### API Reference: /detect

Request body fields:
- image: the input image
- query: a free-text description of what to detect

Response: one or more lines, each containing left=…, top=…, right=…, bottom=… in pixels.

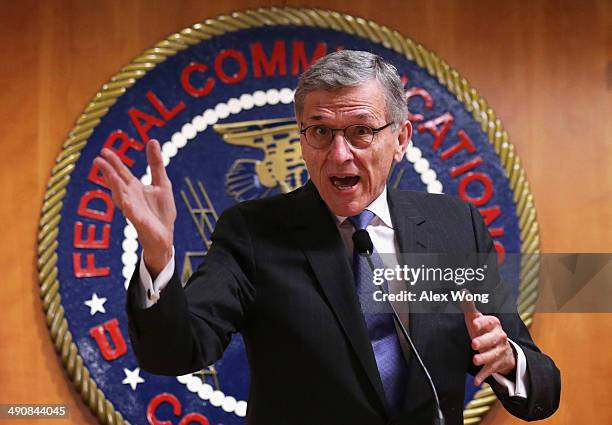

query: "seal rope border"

left=36, top=7, right=540, bottom=425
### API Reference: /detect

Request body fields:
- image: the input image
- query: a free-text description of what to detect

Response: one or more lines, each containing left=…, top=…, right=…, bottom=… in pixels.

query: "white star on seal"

left=84, top=293, right=107, bottom=315
left=122, top=367, right=145, bottom=390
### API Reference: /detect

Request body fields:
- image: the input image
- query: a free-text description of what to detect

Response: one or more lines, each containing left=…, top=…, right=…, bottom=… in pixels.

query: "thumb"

left=459, top=289, right=482, bottom=336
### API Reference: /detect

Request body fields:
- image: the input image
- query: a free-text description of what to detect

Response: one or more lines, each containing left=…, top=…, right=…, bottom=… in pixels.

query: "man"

left=95, top=50, right=560, bottom=425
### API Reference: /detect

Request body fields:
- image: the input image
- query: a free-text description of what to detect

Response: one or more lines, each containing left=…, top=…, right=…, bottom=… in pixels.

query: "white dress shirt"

left=137, top=186, right=528, bottom=397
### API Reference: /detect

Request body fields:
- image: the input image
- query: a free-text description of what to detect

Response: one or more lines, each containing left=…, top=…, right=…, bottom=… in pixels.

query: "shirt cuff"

left=138, top=247, right=175, bottom=309
left=491, top=338, right=529, bottom=398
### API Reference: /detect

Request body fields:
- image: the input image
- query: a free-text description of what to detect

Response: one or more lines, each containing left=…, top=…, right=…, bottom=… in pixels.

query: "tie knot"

left=348, top=209, right=375, bottom=230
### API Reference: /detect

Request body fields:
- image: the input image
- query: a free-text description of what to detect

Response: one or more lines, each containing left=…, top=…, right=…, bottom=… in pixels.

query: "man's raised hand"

left=94, top=140, right=176, bottom=278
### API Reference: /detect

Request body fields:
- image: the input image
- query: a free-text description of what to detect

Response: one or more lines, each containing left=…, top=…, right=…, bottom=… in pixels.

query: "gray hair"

left=294, top=50, right=407, bottom=125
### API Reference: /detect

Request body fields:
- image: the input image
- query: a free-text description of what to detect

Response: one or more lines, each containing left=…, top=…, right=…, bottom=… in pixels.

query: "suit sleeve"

left=466, top=202, right=561, bottom=420
left=126, top=205, right=256, bottom=376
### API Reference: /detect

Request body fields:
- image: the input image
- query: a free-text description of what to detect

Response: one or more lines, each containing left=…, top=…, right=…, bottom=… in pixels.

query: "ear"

left=393, top=120, right=412, bottom=162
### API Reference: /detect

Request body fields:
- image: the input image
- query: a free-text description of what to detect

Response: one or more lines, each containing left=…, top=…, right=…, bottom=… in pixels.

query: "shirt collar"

left=335, top=186, right=393, bottom=228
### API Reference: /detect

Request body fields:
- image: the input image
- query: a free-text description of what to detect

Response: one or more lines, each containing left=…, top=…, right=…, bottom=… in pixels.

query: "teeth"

left=330, top=176, right=359, bottom=189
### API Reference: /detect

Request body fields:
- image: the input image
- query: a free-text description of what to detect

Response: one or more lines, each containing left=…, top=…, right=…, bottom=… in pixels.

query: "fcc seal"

left=37, top=7, right=540, bottom=425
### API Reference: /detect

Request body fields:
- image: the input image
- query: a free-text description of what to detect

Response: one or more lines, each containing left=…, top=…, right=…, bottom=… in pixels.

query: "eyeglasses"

left=299, top=122, right=394, bottom=149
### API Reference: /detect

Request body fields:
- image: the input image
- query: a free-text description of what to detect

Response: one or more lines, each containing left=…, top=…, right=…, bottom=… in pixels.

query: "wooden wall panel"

left=0, top=1, right=609, bottom=424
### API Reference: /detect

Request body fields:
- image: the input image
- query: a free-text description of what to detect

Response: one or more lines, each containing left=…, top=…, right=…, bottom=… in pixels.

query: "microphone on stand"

left=352, top=229, right=445, bottom=425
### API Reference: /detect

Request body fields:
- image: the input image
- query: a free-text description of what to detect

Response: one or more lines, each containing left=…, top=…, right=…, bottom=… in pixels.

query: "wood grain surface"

left=0, top=1, right=610, bottom=424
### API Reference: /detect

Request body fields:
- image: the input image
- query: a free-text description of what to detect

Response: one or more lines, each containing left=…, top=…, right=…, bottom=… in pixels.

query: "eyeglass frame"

left=299, top=122, right=395, bottom=149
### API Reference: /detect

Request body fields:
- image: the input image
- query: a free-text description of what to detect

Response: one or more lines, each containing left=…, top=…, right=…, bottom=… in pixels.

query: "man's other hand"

left=461, top=291, right=517, bottom=386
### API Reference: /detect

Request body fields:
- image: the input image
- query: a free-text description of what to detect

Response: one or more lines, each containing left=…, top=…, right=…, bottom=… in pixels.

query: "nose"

left=327, top=132, right=354, bottom=163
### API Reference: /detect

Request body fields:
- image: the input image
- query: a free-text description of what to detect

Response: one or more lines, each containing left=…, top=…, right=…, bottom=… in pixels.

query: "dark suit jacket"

left=127, top=181, right=560, bottom=425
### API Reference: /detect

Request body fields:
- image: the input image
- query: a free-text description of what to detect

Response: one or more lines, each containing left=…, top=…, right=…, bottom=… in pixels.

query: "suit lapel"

left=387, top=189, right=428, bottom=254
left=283, top=181, right=388, bottom=413
left=387, top=190, right=435, bottom=414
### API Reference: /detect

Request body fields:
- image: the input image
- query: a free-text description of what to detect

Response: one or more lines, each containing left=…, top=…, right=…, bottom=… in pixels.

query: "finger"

left=460, top=289, right=481, bottom=320
left=474, top=363, right=494, bottom=386
left=100, top=147, right=136, bottom=184
left=473, top=344, right=505, bottom=366
left=472, top=329, right=507, bottom=351
left=94, top=157, right=127, bottom=196
left=95, top=157, right=130, bottom=211
left=147, top=140, right=170, bottom=188
left=472, top=315, right=500, bottom=335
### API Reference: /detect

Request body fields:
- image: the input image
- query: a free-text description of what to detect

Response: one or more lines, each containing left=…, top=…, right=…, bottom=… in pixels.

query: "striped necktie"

left=348, top=209, right=407, bottom=415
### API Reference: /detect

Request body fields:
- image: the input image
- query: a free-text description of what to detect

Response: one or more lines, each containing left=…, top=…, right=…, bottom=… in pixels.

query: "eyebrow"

left=307, top=112, right=377, bottom=122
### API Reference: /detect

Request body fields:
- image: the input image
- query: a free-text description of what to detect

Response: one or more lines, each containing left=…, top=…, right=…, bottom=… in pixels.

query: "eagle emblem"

left=214, top=117, right=309, bottom=201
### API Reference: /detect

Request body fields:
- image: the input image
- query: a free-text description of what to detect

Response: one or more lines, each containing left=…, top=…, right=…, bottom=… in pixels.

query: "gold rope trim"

left=36, top=7, right=540, bottom=425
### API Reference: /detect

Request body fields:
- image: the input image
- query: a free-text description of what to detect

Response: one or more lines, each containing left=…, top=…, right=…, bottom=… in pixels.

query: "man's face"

left=299, top=79, right=411, bottom=217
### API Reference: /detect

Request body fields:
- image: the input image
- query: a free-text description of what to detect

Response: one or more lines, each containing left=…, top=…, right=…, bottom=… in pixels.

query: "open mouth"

left=330, top=175, right=360, bottom=190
